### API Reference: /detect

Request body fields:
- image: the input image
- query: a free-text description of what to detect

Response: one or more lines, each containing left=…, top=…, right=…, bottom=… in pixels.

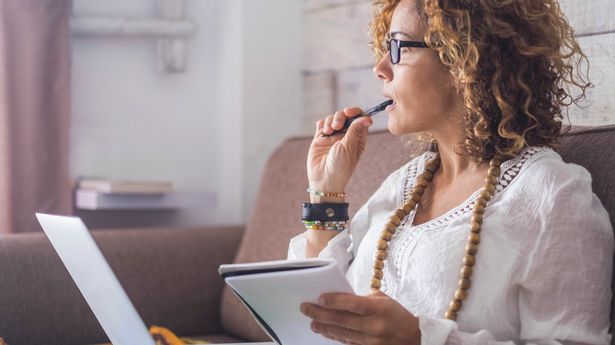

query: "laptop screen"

left=36, top=213, right=156, bottom=345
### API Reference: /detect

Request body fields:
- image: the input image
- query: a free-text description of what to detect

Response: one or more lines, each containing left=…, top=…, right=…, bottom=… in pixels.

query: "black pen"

left=323, top=99, right=394, bottom=137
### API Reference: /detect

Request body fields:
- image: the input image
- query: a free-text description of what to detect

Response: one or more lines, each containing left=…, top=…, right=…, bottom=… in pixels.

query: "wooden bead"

left=403, top=202, right=416, bottom=213
left=473, top=203, right=485, bottom=215
left=380, top=230, right=392, bottom=241
left=377, top=239, right=388, bottom=250
left=416, top=176, right=428, bottom=188
left=373, top=259, right=384, bottom=270
left=375, top=250, right=387, bottom=261
left=477, top=197, right=487, bottom=207
left=470, top=222, right=481, bottom=233
left=490, top=157, right=502, bottom=167
left=371, top=288, right=380, bottom=294
left=465, top=242, right=478, bottom=255
left=480, top=189, right=493, bottom=201
left=485, top=174, right=497, bottom=186
left=460, top=265, right=473, bottom=278
left=370, top=278, right=381, bottom=289
left=454, top=289, right=468, bottom=301
left=394, top=208, right=407, bottom=219
left=489, top=166, right=501, bottom=177
left=422, top=170, right=434, bottom=181
left=373, top=268, right=384, bottom=279
left=471, top=214, right=483, bottom=225
left=444, top=310, right=458, bottom=320
left=449, top=299, right=462, bottom=312
left=389, top=215, right=401, bottom=226
left=463, top=254, right=476, bottom=267
left=458, top=278, right=471, bottom=290
left=411, top=193, right=421, bottom=203
left=385, top=222, right=397, bottom=232
left=469, top=232, right=481, bottom=244
left=425, top=163, right=438, bottom=174
left=414, top=184, right=426, bottom=195
left=485, top=183, right=496, bottom=195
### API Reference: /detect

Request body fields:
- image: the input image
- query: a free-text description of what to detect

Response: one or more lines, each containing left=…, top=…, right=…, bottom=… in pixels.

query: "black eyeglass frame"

left=386, top=39, right=429, bottom=64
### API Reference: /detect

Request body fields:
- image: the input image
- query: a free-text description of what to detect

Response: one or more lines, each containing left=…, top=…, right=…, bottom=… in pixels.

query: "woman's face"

left=374, top=0, right=463, bottom=136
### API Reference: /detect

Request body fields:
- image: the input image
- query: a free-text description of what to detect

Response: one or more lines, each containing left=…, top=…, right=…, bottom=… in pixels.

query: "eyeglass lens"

left=388, top=39, right=400, bottom=64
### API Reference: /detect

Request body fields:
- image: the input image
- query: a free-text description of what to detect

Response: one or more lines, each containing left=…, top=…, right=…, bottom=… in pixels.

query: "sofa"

left=0, top=125, right=613, bottom=345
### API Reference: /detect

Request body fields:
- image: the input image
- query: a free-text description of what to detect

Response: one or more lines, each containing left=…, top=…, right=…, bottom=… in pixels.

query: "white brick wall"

left=302, top=0, right=615, bottom=134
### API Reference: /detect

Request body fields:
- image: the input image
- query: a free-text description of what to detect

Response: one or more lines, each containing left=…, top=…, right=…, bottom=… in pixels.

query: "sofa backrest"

left=220, top=125, right=615, bottom=341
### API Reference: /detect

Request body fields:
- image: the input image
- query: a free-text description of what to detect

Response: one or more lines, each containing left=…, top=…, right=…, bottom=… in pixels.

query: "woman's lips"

left=385, top=101, right=397, bottom=111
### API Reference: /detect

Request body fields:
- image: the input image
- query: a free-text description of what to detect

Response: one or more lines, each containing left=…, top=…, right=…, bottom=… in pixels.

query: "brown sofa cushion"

left=220, top=125, right=615, bottom=341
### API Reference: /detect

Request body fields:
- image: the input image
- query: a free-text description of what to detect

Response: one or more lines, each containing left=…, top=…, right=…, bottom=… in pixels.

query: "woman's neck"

left=430, top=126, right=488, bottom=185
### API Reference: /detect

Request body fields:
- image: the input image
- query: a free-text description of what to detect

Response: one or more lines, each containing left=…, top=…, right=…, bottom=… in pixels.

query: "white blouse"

left=288, top=146, right=613, bottom=345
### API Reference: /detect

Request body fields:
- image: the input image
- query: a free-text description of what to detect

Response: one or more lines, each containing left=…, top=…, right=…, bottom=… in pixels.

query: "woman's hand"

left=307, top=107, right=373, bottom=194
left=300, top=291, right=421, bottom=345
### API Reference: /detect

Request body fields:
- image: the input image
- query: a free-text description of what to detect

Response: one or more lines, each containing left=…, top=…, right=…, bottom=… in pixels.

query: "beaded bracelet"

left=305, top=224, right=347, bottom=231
left=306, top=188, right=346, bottom=198
left=302, top=220, right=348, bottom=225
left=302, top=220, right=348, bottom=231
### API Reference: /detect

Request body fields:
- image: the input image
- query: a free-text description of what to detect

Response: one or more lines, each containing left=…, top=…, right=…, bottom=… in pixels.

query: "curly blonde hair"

left=369, top=0, right=591, bottom=161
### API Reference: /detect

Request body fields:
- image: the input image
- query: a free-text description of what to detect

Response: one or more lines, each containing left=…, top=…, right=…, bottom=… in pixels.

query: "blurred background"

left=0, top=0, right=613, bottom=233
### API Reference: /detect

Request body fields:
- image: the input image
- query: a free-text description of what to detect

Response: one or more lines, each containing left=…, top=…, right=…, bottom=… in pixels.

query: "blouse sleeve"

left=287, top=160, right=411, bottom=273
left=417, top=162, right=614, bottom=345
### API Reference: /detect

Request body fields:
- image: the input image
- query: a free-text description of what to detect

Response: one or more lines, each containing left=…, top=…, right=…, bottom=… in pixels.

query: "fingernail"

left=363, top=120, right=371, bottom=127
left=300, top=304, right=307, bottom=314
left=318, top=296, right=326, bottom=305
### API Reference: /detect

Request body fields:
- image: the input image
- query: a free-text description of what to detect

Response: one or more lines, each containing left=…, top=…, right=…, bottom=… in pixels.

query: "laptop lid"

left=36, top=213, right=155, bottom=345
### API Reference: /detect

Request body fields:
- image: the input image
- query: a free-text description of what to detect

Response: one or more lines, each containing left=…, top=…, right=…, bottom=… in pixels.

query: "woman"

left=289, top=0, right=613, bottom=344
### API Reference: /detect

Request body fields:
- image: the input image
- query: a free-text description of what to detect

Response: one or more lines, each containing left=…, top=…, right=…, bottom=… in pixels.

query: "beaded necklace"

left=370, top=151, right=503, bottom=321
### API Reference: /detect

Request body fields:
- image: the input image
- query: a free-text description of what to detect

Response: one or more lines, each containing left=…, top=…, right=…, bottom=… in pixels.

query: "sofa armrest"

left=0, top=225, right=245, bottom=345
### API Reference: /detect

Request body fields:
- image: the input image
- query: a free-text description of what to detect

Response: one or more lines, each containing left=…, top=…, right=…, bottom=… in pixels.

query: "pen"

left=323, top=99, right=394, bottom=137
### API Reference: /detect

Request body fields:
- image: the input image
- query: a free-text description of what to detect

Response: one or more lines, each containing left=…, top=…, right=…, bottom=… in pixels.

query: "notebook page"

left=225, top=261, right=354, bottom=345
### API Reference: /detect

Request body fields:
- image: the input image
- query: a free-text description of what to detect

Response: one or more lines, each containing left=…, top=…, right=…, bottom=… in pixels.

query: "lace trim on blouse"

left=381, top=146, right=553, bottom=296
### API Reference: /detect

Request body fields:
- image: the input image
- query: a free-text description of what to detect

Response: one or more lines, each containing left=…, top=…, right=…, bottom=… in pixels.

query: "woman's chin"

left=387, top=125, right=403, bottom=136
left=387, top=117, right=422, bottom=136
left=387, top=118, right=406, bottom=136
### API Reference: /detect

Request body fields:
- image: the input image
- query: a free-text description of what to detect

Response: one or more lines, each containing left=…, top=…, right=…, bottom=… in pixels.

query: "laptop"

left=37, top=213, right=274, bottom=345
left=36, top=213, right=158, bottom=345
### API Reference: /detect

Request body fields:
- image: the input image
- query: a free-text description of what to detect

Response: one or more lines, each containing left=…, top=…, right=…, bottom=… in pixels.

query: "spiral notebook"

left=219, top=258, right=355, bottom=345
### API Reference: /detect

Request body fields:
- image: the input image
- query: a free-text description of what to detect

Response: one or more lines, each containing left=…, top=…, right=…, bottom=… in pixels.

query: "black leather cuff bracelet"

left=302, top=202, right=349, bottom=222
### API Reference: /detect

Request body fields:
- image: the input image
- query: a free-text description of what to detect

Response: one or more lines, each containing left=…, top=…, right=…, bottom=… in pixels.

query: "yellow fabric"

left=91, top=326, right=209, bottom=345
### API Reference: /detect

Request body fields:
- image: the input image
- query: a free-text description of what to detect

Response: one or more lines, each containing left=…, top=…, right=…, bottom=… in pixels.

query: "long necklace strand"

left=370, top=152, right=503, bottom=321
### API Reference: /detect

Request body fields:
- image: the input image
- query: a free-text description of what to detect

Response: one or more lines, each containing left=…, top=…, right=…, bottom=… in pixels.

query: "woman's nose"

left=373, top=54, right=392, bottom=82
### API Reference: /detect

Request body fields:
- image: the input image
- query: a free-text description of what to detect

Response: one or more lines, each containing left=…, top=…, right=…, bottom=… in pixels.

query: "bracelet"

left=302, top=202, right=349, bottom=222
left=303, top=220, right=348, bottom=231
left=302, top=220, right=348, bottom=225
left=305, top=224, right=347, bottom=231
left=306, top=188, right=346, bottom=198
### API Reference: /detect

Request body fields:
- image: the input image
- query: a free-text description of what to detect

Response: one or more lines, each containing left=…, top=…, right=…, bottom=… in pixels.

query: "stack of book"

left=75, top=179, right=177, bottom=210
left=77, top=179, right=174, bottom=194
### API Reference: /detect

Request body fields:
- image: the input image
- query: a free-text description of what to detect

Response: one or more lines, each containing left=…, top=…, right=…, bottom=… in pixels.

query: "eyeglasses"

left=386, top=39, right=429, bottom=64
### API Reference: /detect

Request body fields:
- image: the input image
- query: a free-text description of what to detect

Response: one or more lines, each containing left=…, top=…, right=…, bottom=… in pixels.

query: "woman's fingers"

left=311, top=321, right=374, bottom=345
left=323, top=114, right=335, bottom=134
left=301, top=303, right=364, bottom=332
left=343, top=107, right=363, bottom=117
left=314, top=119, right=324, bottom=137
left=318, top=293, right=376, bottom=316
left=332, top=110, right=347, bottom=130
left=315, top=107, right=364, bottom=136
